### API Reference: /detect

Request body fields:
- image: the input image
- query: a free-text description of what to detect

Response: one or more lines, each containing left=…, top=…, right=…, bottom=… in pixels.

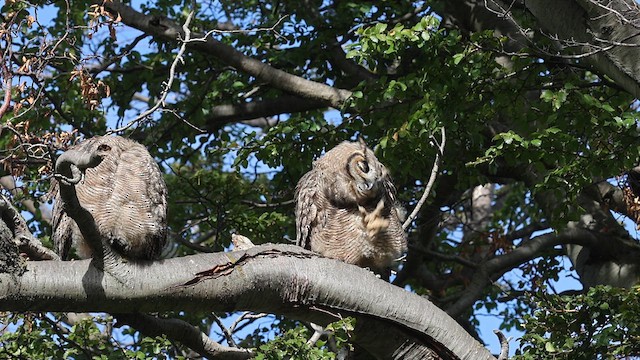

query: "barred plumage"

left=295, top=140, right=407, bottom=272
left=52, top=135, right=167, bottom=260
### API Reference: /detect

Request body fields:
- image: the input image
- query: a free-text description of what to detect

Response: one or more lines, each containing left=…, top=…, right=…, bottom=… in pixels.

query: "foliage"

left=516, top=286, right=640, bottom=359
left=254, top=318, right=355, bottom=360
left=0, top=313, right=175, bottom=359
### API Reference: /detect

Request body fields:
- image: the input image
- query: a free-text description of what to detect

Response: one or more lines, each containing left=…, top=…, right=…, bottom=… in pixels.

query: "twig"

left=115, top=313, right=252, bottom=359
left=0, top=16, right=14, bottom=120
left=188, top=15, right=290, bottom=43
left=107, top=7, right=196, bottom=134
left=403, top=127, right=446, bottom=231
left=228, top=312, right=268, bottom=334
left=240, top=199, right=295, bottom=208
left=409, top=245, right=478, bottom=268
left=212, top=313, right=238, bottom=348
left=0, top=60, right=12, bottom=119
left=493, top=329, right=510, bottom=360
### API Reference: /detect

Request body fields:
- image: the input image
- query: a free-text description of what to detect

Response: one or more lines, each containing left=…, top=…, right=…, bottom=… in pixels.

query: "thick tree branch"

left=493, top=330, right=509, bottom=360
left=0, top=194, right=57, bottom=261
left=0, top=244, right=495, bottom=360
left=445, top=227, right=599, bottom=317
left=204, top=96, right=326, bottom=130
left=524, top=0, right=640, bottom=98
left=100, top=1, right=353, bottom=108
left=443, top=0, right=640, bottom=97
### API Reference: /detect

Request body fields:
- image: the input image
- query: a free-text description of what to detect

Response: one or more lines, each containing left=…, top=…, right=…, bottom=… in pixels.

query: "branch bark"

left=204, top=96, right=326, bottom=131
left=524, top=0, right=640, bottom=98
left=440, top=0, right=640, bottom=97
left=0, top=244, right=495, bottom=360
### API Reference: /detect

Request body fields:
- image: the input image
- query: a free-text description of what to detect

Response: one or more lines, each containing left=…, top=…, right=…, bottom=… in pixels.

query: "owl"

left=295, top=140, right=407, bottom=273
left=52, top=135, right=167, bottom=260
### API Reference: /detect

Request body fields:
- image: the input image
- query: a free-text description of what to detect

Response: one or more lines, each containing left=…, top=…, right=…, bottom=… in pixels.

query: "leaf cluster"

left=516, top=286, right=640, bottom=359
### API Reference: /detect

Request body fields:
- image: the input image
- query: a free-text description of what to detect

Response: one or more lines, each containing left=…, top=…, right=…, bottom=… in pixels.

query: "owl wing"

left=111, top=142, right=167, bottom=259
left=295, top=169, right=320, bottom=249
left=382, top=173, right=398, bottom=204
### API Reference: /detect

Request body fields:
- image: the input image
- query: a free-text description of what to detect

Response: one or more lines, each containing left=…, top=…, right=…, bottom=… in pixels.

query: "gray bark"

left=525, top=0, right=640, bottom=98
left=563, top=185, right=640, bottom=288
left=440, top=0, right=640, bottom=96
left=0, top=244, right=495, bottom=360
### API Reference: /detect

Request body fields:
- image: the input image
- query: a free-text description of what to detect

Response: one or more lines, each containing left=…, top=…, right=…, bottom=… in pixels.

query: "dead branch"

left=403, top=127, right=446, bottom=231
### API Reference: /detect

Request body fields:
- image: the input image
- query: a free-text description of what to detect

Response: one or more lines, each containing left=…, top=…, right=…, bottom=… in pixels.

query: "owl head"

left=345, top=141, right=388, bottom=200
left=316, top=139, right=393, bottom=205
left=65, top=136, right=118, bottom=171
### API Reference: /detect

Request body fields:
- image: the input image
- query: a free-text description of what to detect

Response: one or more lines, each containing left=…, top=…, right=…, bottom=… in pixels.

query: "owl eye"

left=357, top=160, right=369, bottom=173
left=97, top=144, right=111, bottom=152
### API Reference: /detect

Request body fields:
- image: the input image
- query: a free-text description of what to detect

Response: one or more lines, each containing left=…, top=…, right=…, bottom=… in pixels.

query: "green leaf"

left=452, top=53, right=464, bottom=65
left=545, top=341, right=557, bottom=353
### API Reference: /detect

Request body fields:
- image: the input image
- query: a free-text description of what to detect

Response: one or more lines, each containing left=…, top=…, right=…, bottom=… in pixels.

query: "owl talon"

left=363, top=199, right=389, bottom=238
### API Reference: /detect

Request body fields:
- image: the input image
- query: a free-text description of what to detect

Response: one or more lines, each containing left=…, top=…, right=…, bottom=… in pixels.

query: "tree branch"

left=100, top=1, right=352, bottom=108
left=445, top=227, right=599, bottom=317
left=0, top=244, right=495, bottom=360
left=204, top=96, right=327, bottom=131
left=403, top=127, right=446, bottom=231
left=493, top=329, right=510, bottom=360
left=115, top=313, right=252, bottom=360
left=0, top=193, right=57, bottom=261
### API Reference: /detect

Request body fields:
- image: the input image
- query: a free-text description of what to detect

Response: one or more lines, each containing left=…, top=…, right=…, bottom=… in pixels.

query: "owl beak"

left=357, top=182, right=375, bottom=193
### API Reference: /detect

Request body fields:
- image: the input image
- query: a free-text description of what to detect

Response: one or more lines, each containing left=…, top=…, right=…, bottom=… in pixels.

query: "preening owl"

left=52, top=135, right=167, bottom=260
left=295, top=140, right=407, bottom=273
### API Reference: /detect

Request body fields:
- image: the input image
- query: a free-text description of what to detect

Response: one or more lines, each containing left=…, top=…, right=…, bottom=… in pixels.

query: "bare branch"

left=403, top=127, right=446, bottom=231
left=0, top=59, right=12, bottom=120
left=211, top=313, right=239, bottom=348
left=115, top=313, right=252, bottom=360
left=228, top=312, right=268, bottom=334
left=0, top=193, right=58, bottom=261
left=0, top=244, right=496, bottom=360
left=204, top=96, right=326, bottom=130
left=0, top=13, right=14, bottom=120
left=493, top=329, right=510, bottom=360
left=107, top=6, right=196, bottom=133
left=445, top=227, right=599, bottom=317
left=99, top=1, right=353, bottom=107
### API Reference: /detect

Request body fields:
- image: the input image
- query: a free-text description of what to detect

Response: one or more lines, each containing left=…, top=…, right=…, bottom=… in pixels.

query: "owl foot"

left=360, top=199, right=389, bottom=239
